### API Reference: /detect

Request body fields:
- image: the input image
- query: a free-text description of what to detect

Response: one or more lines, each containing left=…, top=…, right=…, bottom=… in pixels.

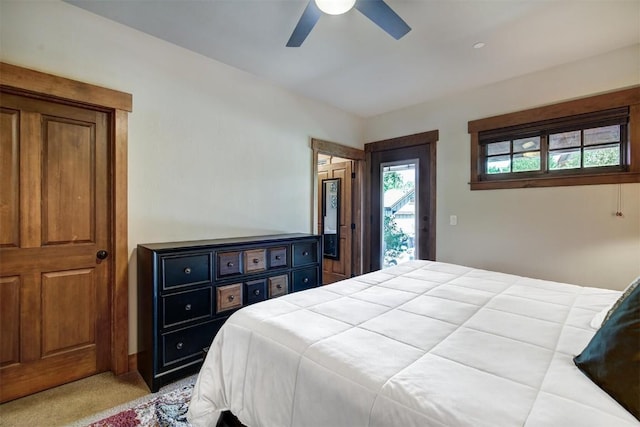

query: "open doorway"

left=312, top=139, right=365, bottom=283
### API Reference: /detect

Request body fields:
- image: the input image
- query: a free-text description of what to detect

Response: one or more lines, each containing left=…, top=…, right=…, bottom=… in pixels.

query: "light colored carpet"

left=0, top=371, right=150, bottom=427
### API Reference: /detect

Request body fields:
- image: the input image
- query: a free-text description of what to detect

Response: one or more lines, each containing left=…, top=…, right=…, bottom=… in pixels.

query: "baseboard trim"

left=128, top=353, right=137, bottom=373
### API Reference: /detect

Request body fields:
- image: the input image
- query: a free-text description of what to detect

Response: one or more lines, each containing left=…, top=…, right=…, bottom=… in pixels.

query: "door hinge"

left=351, top=172, right=356, bottom=179
left=351, top=223, right=356, bottom=230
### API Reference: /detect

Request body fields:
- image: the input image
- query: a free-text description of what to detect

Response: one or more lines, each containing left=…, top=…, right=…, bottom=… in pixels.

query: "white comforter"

left=187, top=260, right=639, bottom=427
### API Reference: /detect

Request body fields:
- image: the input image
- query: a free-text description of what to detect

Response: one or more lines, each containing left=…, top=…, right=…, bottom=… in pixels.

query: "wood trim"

left=427, top=141, right=437, bottom=261
left=2, top=63, right=131, bottom=377
left=364, top=131, right=438, bottom=271
left=128, top=353, right=138, bottom=372
left=311, top=138, right=365, bottom=277
left=363, top=150, right=372, bottom=273
left=630, top=104, right=640, bottom=174
left=469, top=86, right=640, bottom=190
left=352, top=159, right=364, bottom=276
left=470, top=172, right=640, bottom=190
left=0, top=62, right=132, bottom=112
left=112, top=109, right=129, bottom=375
left=470, top=133, right=480, bottom=189
left=311, top=138, right=365, bottom=160
left=468, top=86, right=640, bottom=133
left=364, top=130, right=439, bottom=152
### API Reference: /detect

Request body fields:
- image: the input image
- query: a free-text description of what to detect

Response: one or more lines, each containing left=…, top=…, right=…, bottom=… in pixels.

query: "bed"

left=187, top=260, right=639, bottom=427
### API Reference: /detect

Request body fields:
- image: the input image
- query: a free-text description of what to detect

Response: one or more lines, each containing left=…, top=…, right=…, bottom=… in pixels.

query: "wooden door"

left=0, top=91, right=111, bottom=402
left=366, top=131, right=438, bottom=272
left=318, top=161, right=353, bottom=283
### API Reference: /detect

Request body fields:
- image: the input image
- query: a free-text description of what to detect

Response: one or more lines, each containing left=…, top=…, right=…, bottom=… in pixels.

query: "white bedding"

left=187, top=260, right=639, bottom=427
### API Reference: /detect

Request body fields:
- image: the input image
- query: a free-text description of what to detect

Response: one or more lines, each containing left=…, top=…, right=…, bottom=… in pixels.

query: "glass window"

left=469, top=88, right=639, bottom=190
left=474, top=106, right=632, bottom=187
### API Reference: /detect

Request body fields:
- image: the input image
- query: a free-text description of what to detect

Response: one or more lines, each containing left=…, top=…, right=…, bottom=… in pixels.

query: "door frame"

left=364, top=130, right=438, bottom=272
left=0, top=62, right=132, bottom=375
left=311, top=138, right=365, bottom=277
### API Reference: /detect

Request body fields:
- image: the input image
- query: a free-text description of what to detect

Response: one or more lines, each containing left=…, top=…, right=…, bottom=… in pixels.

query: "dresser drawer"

left=162, top=287, right=213, bottom=328
left=292, top=267, right=319, bottom=292
left=162, top=252, right=211, bottom=290
left=292, top=241, right=318, bottom=267
left=244, top=249, right=266, bottom=273
left=245, top=279, right=267, bottom=305
left=269, top=246, right=288, bottom=268
left=216, top=283, right=243, bottom=313
left=160, top=319, right=225, bottom=369
left=268, top=274, right=289, bottom=298
left=218, top=251, right=242, bottom=277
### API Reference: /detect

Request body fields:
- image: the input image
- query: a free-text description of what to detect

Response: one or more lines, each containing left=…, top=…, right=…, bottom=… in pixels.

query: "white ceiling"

left=65, top=0, right=640, bottom=118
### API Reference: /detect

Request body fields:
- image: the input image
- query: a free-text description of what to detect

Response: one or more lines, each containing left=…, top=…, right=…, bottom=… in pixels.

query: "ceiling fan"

left=287, top=0, right=411, bottom=47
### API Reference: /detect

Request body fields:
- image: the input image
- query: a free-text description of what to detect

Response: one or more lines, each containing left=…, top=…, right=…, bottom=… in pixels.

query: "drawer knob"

left=185, top=304, right=192, bottom=311
left=227, top=262, right=234, bottom=267
left=302, top=251, right=309, bottom=256
left=303, top=277, right=309, bottom=284
left=275, top=255, right=281, bottom=260
left=276, top=284, right=282, bottom=289
left=228, top=295, right=235, bottom=302
left=176, top=342, right=184, bottom=350
left=253, top=258, right=260, bottom=264
left=184, top=267, right=192, bottom=274
left=254, top=289, right=260, bottom=296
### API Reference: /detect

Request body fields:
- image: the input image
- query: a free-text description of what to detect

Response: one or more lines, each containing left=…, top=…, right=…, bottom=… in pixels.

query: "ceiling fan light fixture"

left=315, top=0, right=356, bottom=15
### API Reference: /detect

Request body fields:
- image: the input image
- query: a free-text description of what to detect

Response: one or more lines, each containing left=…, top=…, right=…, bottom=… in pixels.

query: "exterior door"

left=367, top=132, right=437, bottom=272
left=318, top=161, right=353, bottom=283
left=0, top=91, right=112, bottom=402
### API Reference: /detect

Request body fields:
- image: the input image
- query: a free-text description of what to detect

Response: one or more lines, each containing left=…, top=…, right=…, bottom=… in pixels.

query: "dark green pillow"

left=574, top=283, right=640, bottom=421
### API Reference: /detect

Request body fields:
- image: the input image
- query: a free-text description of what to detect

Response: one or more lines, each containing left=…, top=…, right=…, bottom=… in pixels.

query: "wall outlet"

left=450, top=215, right=458, bottom=226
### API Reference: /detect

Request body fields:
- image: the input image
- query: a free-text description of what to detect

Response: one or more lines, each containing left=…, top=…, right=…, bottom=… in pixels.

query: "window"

left=468, top=87, right=640, bottom=190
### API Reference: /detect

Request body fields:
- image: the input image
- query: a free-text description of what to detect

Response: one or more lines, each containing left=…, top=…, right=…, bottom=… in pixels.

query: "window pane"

left=549, top=131, right=580, bottom=150
left=549, top=148, right=581, bottom=170
left=512, top=152, right=540, bottom=172
left=486, top=155, right=510, bottom=174
left=584, top=143, right=620, bottom=167
left=584, top=125, right=620, bottom=146
left=487, top=141, right=510, bottom=155
left=513, top=137, right=540, bottom=153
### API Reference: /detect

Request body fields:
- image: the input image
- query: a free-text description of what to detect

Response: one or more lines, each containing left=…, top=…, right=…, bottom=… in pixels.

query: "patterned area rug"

left=74, top=379, right=196, bottom=427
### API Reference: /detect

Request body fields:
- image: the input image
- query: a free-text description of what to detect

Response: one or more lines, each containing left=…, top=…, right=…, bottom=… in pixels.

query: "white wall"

left=2, top=1, right=639, bottom=357
left=365, top=44, right=640, bottom=291
left=1, top=0, right=363, bottom=352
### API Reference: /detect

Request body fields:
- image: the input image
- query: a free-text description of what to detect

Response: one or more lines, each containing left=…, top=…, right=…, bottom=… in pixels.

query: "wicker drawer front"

left=268, top=274, right=289, bottom=298
left=292, top=241, right=318, bottom=267
left=292, top=267, right=318, bottom=292
left=162, top=253, right=211, bottom=290
left=245, top=279, right=267, bottom=305
left=269, top=247, right=288, bottom=268
left=245, top=249, right=266, bottom=273
left=162, top=287, right=212, bottom=328
left=218, top=251, right=242, bottom=276
left=216, top=283, right=243, bottom=313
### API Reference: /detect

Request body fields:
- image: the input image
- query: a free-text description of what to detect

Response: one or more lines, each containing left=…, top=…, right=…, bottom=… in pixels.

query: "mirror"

left=322, top=178, right=340, bottom=259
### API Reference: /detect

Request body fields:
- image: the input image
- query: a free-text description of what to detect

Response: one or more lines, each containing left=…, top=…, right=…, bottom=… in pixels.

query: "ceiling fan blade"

left=287, top=1, right=322, bottom=47
left=355, top=0, right=411, bottom=40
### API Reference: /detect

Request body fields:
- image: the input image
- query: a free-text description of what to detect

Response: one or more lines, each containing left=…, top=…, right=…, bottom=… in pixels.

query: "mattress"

left=187, top=260, right=639, bottom=426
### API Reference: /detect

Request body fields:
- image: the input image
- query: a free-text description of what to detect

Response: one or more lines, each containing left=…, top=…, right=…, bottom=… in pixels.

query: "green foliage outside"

left=487, top=146, right=620, bottom=174
left=383, top=171, right=411, bottom=265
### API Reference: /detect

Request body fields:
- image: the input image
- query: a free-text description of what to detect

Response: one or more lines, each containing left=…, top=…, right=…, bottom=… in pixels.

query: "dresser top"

left=138, top=233, right=319, bottom=251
